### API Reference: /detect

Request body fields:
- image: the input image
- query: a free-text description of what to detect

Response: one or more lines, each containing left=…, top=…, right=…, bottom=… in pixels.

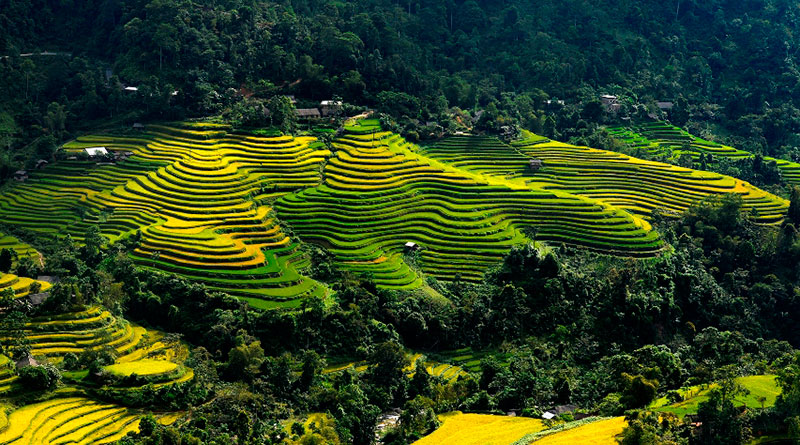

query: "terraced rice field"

left=0, top=122, right=330, bottom=308
left=0, top=395, right=177, bottom=444
left=428, top=348, right=509, bottom=374
left=7, top=306, right=150, bottom=359
left=607, top=121, right=800, bottom=185
left=104, top=360, right=178, bottom=377
left=276, top=120, right=663, bottom=287
left=0, top=272, right=51, bottom=299
left=412, top=411, right=547, bottom=445
left=0, top=305, right=192, bottom=387
left=0, top=356, right=18, bottom=396
left=407, top=353, right=470, bottom=382
left=0, top=119, right=785, bottom=302
left=649, top=375, right=781, bottom=417
left=526, top=417, right=627, bottom=444
left=0, top=234, right=40, bottom=267
left=0, top=308, right=191, bottom=443
left=324, top=351, right=469, bottom=382
left=419, top=131, right=787, bottom=223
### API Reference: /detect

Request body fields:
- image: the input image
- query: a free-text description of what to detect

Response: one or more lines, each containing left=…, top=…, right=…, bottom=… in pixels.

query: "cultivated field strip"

left=276, top=120, right=663, bottom=288
left=607, top=121, right=800, bottom=185
left=0, top=272, right=51, bottom=299
left=0, top=396, right=178, bottom=445
left=0, top=355, right=18, bottom=395
left=1, top=120, right=779, bottom=301
left=0, top=234, right=41, bottom=268
left=0, top=305, right=192, bottom=383
left=0, top=123, right=330, bottom=308
left=419, top=132, right=787, bottom=223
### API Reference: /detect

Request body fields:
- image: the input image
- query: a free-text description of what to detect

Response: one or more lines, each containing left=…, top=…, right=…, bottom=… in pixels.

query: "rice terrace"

left=4, top=1, right=800, bottom=443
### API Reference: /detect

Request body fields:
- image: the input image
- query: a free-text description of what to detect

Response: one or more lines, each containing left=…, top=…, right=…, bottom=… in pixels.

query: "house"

left=132, top=123, right=145, bottom=130
left=685, top=414, right=702, bottom=427
left=13, top=170, right=28, bottom=181
left=15, top=354, right=38, bottom=369
left=37, top=275, right=58, bottom=284
left=404, top=241, right=419, bottom=251
left=541, top=404, right=578, bottom=420
left=320, top=100, right=343, bottom=116
left=295, top=108, right=321, bottom=119
left=113, top=151, right=133, bottom=162
left=27, top=292, right=50, bottom=306
left=657, top=101, right=674, bottom=110
left=600, top=95, right=621, bottom=112
left=35, top=159, right=48, bottom=169
left=600, top=94, right=618, bottom=106
left=529, top=159, right=543, bottom=171
left=546, top=99, right=565, bottom=106
left=84, top=147, right=109, bottom=157
left=551, top=404, right=577, bottom=415
left=123, top=86, right=138, bottom=92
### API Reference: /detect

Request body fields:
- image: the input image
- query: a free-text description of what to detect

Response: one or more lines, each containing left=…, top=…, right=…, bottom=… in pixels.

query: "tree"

left=267, top=95, right=297, bottom=134
left=0, top=311, right=30, bottom=358
left=299, top=349, right=325, bottom=390
left=225, top=340, right=265, bottom=382
left=621, top=411, right=686, bottom=445
left=399, top=396, right=438, bottom=441
left=366, top=341, right=409, bottom=390
left=0, top=248, right=13, bottom=272
left=695, top=388, right=751, bottom=444
left=80, top=225, right=107, bottom=265
left=334, top=384, right=380, bottom=445
left=620, top=373, right=658, bottom=409
left=18, top=364, right=61, bottom=391
left=0, top=112, right=17, bottom=151
left=787, top=186, right=800, bottom=227
left=44, top=102, right=67, bottom=139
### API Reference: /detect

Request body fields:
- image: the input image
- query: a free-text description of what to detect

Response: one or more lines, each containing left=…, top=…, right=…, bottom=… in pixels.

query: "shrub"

left=18, top=364, right=61, bottom=390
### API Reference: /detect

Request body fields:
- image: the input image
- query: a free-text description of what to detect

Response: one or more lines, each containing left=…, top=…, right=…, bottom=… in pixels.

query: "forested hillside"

left=3, top=0, right=800, bottom=170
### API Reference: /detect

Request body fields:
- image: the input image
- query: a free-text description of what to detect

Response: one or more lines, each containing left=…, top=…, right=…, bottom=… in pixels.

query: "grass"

left=412, top=412, right=546, bottom=445
left=650, top=375, right=781, bottom=417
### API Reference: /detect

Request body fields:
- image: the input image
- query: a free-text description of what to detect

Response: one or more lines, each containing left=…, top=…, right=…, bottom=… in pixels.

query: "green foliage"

left=620, top=373, right=659, bottom=409
left=0, top=249, right=13, bottom=273
left=620, top=411, right=687, bottom=445
left=0, top=311, right=29, bottom=358
left=267, top=95, right=297, bottom=134
left=18, top=364, right=61, bottom=391
left=225, top=340, right=265, bottom=382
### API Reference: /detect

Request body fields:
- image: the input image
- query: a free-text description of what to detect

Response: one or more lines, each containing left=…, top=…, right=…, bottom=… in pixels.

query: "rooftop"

left=296, top=108, right=321, bottom=118
left=84, top=147, right=109, bottom=157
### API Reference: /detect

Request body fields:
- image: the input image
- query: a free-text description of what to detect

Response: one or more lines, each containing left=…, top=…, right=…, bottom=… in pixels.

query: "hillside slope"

left=0, top=120, right=788, bottom=305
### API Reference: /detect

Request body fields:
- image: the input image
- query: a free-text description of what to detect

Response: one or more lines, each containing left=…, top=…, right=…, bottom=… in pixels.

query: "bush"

left=18, top=364, right=61, bottom=390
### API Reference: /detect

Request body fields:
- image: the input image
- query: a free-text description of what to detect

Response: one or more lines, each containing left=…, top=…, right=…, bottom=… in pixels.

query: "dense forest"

left=1, top=0, right=800, bottom=444
left=4, top=0, right=800, bottom=169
